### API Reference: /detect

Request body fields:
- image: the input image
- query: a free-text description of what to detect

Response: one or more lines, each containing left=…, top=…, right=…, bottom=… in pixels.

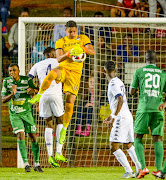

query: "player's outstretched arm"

left=85, top=44, right=95, bottom=56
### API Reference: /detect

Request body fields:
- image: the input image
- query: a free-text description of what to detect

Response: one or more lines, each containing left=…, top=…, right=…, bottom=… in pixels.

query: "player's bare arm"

left=56, top=48, right=70, bottom=63
left=2, top=84, right=17, bottom=103
left=114, top=95, right=123, bottom=116
left=85, top=44, right=95, bottom=56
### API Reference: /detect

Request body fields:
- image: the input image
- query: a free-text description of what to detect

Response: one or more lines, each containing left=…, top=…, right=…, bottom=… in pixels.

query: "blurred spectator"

left=32, top=31, right=54, bottom=63
left=2, top=35, right=8, bottom=55
left=75, top=77, right=95, bottom=136
left=149, top=0, right=166, bottom=18
left=117, top=33, right=140, bottom=80
left=117, top=33, right=140, bottom=63
left=2, top=45, right=11, bottom=77
left=0, top=0, right=11, bottom=34
left=53, top=7, right=81, bottom=43
left=110, top=0, right=141, bottom=17
left=8, top=7, right=37, bottom=61
left=85, top=12, right=112, bottom=45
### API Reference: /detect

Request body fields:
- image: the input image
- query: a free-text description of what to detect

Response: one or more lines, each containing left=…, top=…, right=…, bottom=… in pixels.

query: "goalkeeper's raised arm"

left=29, top=20, right=94, bottom=145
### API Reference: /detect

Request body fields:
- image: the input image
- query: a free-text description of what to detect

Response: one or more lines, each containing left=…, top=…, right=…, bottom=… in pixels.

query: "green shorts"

left=10, top=112, right=37, bottom=134
left=134, top=112, right=165, bottom=136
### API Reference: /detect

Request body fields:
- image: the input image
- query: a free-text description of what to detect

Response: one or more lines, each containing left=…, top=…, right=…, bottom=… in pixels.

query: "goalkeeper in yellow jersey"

left=29, top=20, right=95, bottom=145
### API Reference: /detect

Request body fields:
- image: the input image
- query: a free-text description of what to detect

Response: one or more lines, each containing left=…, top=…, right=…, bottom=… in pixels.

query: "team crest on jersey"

left=21, top=80, right=28, bottom=84
left=76, top=37, right=80, bottom=40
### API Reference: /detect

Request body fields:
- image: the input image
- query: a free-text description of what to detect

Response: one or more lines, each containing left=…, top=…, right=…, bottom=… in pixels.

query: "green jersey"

left=130, top=64, right=166, bottom=113
left=1, top=75, right=37, bottom=115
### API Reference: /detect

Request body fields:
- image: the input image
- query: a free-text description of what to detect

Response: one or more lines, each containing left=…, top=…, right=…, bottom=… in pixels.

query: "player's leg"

left=24, top=112, right=43, bottom=172
left=10, top=115, right=30, bottom=172
left=59, top=92, right=76, bottom=144
left=38, top=68, right=61, bottom=94
left=151, top=112, right=164, bottom=176
left=111, top=142, right=135, bottom=178
left=55, top=116, right=68, bottom=162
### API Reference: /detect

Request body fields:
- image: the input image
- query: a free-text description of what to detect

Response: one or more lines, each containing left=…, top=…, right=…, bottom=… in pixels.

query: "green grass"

left=0, top=167, right=158, bottom=180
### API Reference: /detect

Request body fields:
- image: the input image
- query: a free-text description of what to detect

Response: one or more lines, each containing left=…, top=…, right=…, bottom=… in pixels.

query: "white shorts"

left=109, top=114, right=134, bottom=143
left=39, top=94, right=64, bottom=118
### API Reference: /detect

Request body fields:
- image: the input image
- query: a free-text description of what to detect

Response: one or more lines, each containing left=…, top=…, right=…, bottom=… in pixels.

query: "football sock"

left=63, top=103, right=74, bottom=128
left=127, top=145, right=141, bottom=172
left=18, top=140, right=28, bottom=163
left=162, top=159, right=166, bottom=173
left=134, top=138, right=146, bottom=170
left=31, top=141, right=39, bottom=163
left=154, top=141, right=164, bottom=171
left=45, top=128, right=53, bottom=157
left=113, top=149, right=133, bottom=173
left=39, top=70, right=57, bottom=94
left=56, top=124, right=63, bottom=155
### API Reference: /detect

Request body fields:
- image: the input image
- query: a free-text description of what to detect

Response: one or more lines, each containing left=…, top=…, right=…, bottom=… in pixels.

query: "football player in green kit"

left=130, top=50, right=166, bottom=179
left=1, top=63, right=43, bottom=173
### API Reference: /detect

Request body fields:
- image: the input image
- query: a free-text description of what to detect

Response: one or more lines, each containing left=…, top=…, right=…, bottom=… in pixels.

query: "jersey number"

left=145, top=73, right=160, bottom=88
left=46, top=64, right=51, bottom=75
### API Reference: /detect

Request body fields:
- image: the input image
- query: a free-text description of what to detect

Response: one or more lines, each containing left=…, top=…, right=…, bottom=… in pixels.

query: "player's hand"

left=27, top=88, right=35, bottom=95
left=28, top=93, right=41, bottom=104
left=103, top=115, right=116, bottom=129
left=12, top=84, right=17, bottom=95
left=158, top=103, right=166, bottom=111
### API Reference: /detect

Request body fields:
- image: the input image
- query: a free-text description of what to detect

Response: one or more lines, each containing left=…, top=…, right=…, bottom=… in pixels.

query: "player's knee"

left=56, top=116, right=63, bottom=124
left=153, top=135, right=162, bottom=143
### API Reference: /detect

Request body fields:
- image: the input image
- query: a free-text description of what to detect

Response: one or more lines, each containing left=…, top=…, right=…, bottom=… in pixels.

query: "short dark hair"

left=9, top=63, right=19, bottom=68
left=145, top=50, right=156, bottom=63
left=43, top=47, right=55, bottom=56
left=104, top=61, right=115, bottom=72
left=63, top=7, right=72, bottom=13
left=21, top=7, right=29, bottom=14
left=94, top=11, right=104, bottom=17
left=65, top=20, right=77, bottom=28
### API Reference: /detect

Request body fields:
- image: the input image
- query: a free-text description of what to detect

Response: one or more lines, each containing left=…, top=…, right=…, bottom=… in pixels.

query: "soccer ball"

left=72, top=53, right=86, bottom=63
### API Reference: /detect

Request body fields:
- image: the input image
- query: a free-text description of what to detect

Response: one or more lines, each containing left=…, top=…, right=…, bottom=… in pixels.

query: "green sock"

left=31, top=142, right=39, bottom=163
left=18, top=140, right=28, bottom=163
left=162, top=159, right=166, bottom=173
left=134, top=138, right=146, bottom=170
left=154, top=141, right=164, bottom=171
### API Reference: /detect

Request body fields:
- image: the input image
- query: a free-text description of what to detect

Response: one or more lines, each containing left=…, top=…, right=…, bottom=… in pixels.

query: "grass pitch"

left=0, top=167, right=158, bottom=180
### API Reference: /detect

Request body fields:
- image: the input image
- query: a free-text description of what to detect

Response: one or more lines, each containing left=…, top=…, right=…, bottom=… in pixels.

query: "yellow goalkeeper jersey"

left=55, top=34, right=91, bottom=73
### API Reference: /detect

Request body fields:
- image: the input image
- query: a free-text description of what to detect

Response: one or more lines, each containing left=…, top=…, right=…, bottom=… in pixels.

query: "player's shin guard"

left=63, top=103, right=74, bottom=128
left=18, top=140, right=28, bottom=163
left=39, top=70, right=57, bottom=94
left=127, top=145, right=141, bottom=172
left=56, top=124, right=63, bottom=155
left=45, top=128, right=53, bottom=157
left=31, top=141, right=39, bottom=164
left=134, top=138, right=146, bottom=170
left=154, top=141, right=164, bottom=171
left=113, top=149, right=133, bottom=173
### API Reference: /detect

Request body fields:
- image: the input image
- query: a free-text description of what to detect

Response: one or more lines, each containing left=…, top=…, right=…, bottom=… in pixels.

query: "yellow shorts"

left=57, top=66, right=82, bottom=96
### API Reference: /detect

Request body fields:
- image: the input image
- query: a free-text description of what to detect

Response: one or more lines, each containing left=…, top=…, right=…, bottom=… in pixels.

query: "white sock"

left=113, top=149, right=133, bottom=173
left=34, top=162, right=40, bottom=167
left=24, top=162, right=29, bottom=167
left=127, top=145, right=141, bottom=172
left=45, top=128, right=53, bottom=157
left=56, top=124, right=63, bottom=155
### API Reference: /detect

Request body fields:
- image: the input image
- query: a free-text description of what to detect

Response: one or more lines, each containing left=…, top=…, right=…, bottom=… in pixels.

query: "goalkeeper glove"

left=68, top=44, right=88, bottom=57
left=28, top=93, right=41, bottom=104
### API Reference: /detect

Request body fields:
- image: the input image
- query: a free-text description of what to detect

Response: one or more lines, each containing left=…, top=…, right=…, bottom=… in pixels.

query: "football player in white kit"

left=28, top=47, right=67, bottom=167
left=103, top=61, right=141, bottom=178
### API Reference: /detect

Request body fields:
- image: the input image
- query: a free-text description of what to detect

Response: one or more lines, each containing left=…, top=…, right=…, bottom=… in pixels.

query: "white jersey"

left=108, top=77, right=130, bottom=117
left=28, top=58, right=62, bottom=95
